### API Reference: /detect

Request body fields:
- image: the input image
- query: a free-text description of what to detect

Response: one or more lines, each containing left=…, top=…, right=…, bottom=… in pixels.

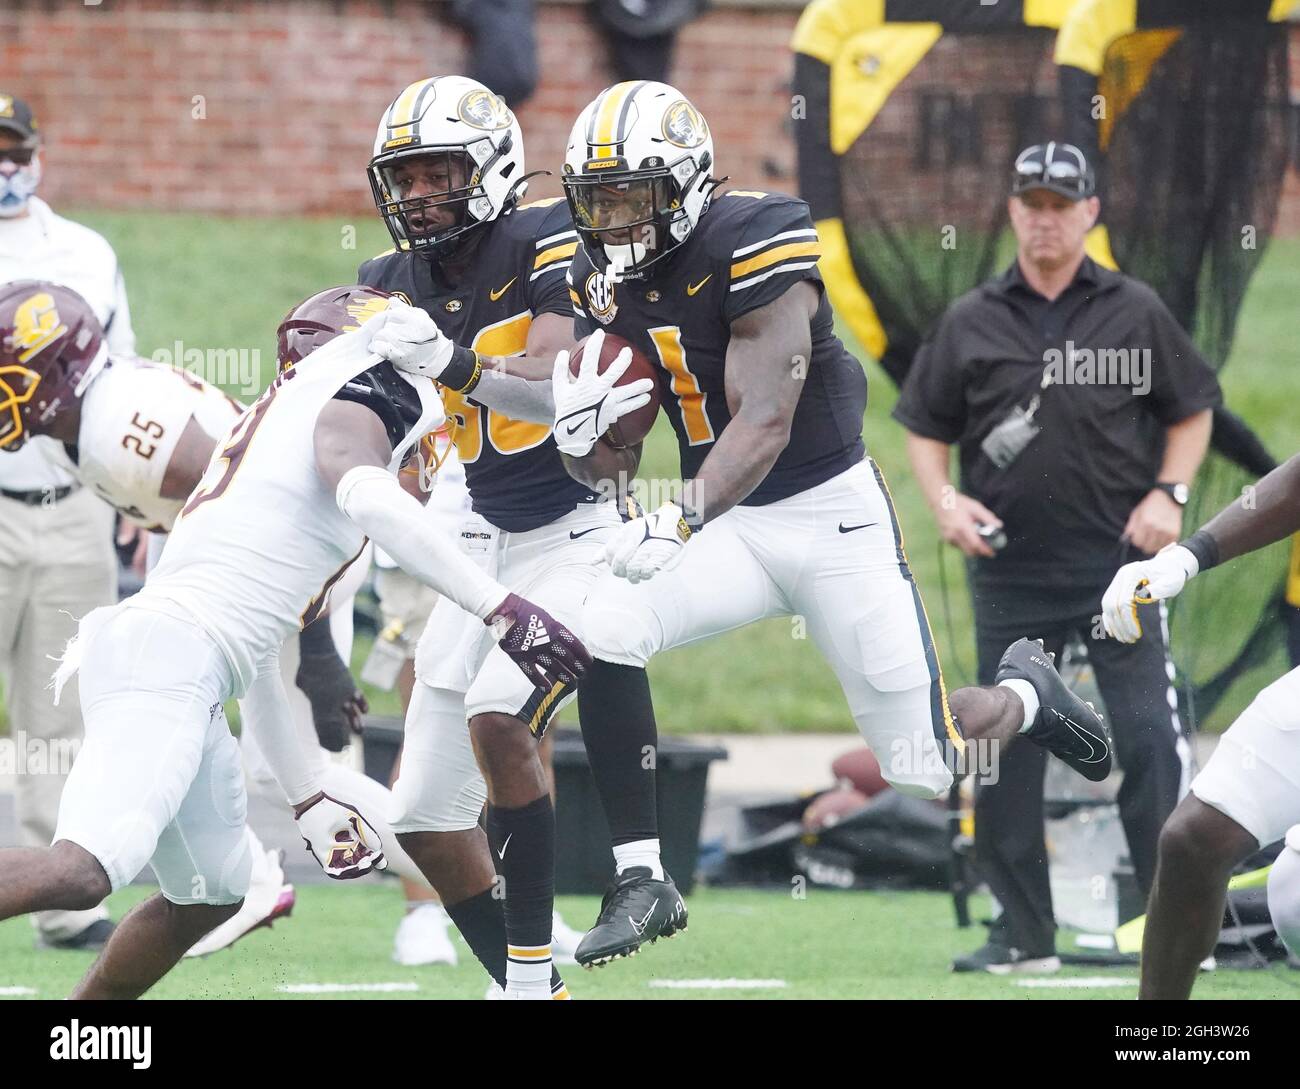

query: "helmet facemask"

left=0, top=364, right=41, bottom=449
left=369, top=138, right=513, bottom=263
left=563, top=151, right=710, bottom=280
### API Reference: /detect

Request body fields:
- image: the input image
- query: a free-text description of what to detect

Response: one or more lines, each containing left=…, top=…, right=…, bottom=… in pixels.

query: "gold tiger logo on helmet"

left=13, top=292, right=69, bottom=364
left=661, top=100, right=707, bottom=149
left=457, top=90, right=513, bottom=131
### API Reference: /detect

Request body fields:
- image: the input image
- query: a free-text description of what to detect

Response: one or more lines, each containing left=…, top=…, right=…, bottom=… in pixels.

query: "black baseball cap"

left=0, top=94, right=40, bottom=146
left=1011, top=141, right=1094, bottom=200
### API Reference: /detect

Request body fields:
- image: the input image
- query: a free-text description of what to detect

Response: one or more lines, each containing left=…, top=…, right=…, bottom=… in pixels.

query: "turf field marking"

left=649, top=978, right=787, bottom=990
left=277, top=982, right=420, bottom=994
left=0, top=986, right=37, bottom=996
left=1014, top=977, right=1137, bottom=989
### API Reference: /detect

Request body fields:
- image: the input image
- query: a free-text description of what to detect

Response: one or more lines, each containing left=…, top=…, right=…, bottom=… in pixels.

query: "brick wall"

left=3, top=0, right=803, bottom=215
left=5, top=0, right=1298, bottom=233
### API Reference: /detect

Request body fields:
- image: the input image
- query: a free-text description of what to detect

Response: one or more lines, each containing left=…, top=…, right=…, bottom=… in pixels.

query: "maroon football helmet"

left=275, top=283, right=393, bottom=372
left=276, top=283, right=425, bottom=450
left=0, top=280, right=105, bottom=450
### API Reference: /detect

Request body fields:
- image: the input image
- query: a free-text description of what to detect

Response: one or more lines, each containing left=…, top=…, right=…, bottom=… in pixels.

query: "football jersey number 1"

left=648, top=326, right=714, bottom=446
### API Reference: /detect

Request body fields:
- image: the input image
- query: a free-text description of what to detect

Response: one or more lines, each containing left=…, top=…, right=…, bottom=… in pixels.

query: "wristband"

left=679, top=501, right=705, bottom=537
left=1179, top=529, right=1220, bottom=574
left=440, top=346, right=481, bottom=394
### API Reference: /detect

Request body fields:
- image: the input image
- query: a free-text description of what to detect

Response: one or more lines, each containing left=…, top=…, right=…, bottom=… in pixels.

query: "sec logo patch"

left=585, top=270, right=617, bottom=326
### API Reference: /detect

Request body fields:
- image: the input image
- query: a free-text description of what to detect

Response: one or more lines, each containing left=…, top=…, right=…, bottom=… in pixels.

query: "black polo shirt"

left=893, top=256, right=1221, bottom=591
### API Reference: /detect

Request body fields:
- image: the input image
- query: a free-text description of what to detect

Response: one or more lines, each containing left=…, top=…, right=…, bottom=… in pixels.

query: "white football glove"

left=606, top=501, right=693, bottom=583
left=295, top=793, right=387, bottom=879
left=1100, top=543, right=1200, bottom=644
left=368, top=297, right=455, bottom=379
left=551, top=328, right=655, bottom=457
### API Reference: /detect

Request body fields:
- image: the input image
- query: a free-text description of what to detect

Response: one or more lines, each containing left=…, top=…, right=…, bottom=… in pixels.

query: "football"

left=568, top=331, right=661, bottom=448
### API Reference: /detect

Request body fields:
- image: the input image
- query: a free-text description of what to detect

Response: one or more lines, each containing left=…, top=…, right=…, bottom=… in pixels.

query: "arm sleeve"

left=336, top=464, right=508, bottom=620
left=468, top=367, right=554, bottom=423
left=1143, top=294, right=1223, bottom=425
left=242, top=654, right=319, bottom=806
left=722, top=198, right=825, bottom=323
left=890, top=316, right=969, bottom=443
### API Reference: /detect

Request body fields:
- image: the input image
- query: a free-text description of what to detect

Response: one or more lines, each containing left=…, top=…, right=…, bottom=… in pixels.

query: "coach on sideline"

left=0, top=93, right=133, bottom=950
left=894, top=142, right=1221, bottom=973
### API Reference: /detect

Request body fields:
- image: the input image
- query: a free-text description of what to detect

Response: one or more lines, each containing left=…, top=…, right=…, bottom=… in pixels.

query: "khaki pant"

left=0, top=486, right=116, bottom=939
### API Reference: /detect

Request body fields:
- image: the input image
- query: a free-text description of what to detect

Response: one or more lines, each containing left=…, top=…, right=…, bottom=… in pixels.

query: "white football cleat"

left=551, top=909, right=585, bottom=965
left=185, top=843, right=295, bottom=958
left=391, top=903, right=458, bottom=967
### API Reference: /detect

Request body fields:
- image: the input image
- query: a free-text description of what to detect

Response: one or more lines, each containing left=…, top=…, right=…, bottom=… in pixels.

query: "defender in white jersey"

left=1102, top=450, right=1300, bottom=998
left=0, top=283, right=457, bottom=960
left=0, top=280, right=590, bottom=998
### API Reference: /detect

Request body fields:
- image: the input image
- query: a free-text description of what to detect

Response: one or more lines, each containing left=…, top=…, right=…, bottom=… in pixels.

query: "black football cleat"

left=575, top=867, right=688, bottom=968
left=996, top=637, right=1113, bottom=782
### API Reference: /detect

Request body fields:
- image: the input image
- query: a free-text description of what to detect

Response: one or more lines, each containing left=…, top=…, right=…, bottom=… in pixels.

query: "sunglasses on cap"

left=1011, top=142, right=1095, bottom=200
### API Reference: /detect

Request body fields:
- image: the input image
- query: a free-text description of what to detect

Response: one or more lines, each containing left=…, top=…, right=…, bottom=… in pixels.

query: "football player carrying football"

left=0, top=278, right=588, bottom=998
left=356, top=76, right=650, bottom=999
left=553, top=81, right=1115, bottom=965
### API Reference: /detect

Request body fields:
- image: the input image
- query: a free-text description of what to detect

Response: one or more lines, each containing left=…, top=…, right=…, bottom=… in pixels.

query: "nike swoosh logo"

left=838, top=521, right=877, bottom=534
left=628, top=899, right=659, bottom=936
left=489, top=277, right=517, bottom=302
left=569, top=526, right=604, bottom=540
left=497, top=833, right=513, bottom=860
left=1059, top=714, right=1109, bottom=763
left=686, top=275, right=712, bottom=296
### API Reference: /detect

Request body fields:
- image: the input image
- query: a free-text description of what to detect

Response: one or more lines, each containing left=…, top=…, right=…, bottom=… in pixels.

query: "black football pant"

left=970, top=588, right=1190, bottom=955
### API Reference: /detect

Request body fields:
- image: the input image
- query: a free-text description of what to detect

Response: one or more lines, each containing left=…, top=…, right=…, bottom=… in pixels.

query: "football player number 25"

left=441, top=313, right=550, bottom=463
left=122, top=412, right=165, bottom=461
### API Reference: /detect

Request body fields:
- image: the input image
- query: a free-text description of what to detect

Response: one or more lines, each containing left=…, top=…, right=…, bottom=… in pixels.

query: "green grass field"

left=1, top=882, right=1294, bottom=1000
left=9, top=211, right=1298, bottom=736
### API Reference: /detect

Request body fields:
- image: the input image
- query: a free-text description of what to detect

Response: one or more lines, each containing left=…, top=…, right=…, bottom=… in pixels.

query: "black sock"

left=444, top=887, right=564, bottom=991
left=486, top=794, right=556, bottom=975
left=443, top=888, right=507, bottom=987
left=577, top=660, right=659, bottom=845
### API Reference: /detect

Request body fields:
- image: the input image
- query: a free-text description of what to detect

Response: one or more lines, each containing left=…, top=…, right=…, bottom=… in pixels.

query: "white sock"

left=998, top=679, right=1040, bottom=734
left=506, top=944, right=553, bottom=997
left=613, top=838, right=664, bottom=880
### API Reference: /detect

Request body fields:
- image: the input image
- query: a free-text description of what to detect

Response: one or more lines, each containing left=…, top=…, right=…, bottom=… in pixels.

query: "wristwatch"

left=1153, top=481, right=1189, bottom=507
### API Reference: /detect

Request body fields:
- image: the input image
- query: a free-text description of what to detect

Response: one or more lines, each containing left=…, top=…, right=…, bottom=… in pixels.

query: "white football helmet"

left=368, top=75, right=525, bottom=260
left=562, top=81, right=716, bottom=279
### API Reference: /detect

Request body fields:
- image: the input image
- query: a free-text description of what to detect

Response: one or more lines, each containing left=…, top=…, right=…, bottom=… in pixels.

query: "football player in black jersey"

left=551, top=81, right=1117, bottom=966
left=355, top=76, right=651, bottom=999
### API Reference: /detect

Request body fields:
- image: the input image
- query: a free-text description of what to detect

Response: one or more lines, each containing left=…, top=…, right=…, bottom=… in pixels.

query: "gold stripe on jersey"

left=534, top=241, right=579, bottom=270
left=729, top=240, right=822, bottom=281
left=519, top=197, right=565, bottom=209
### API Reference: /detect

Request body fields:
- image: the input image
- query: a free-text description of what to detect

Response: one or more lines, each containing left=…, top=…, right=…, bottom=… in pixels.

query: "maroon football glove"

left=485, top=593, right=592, bottom=694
